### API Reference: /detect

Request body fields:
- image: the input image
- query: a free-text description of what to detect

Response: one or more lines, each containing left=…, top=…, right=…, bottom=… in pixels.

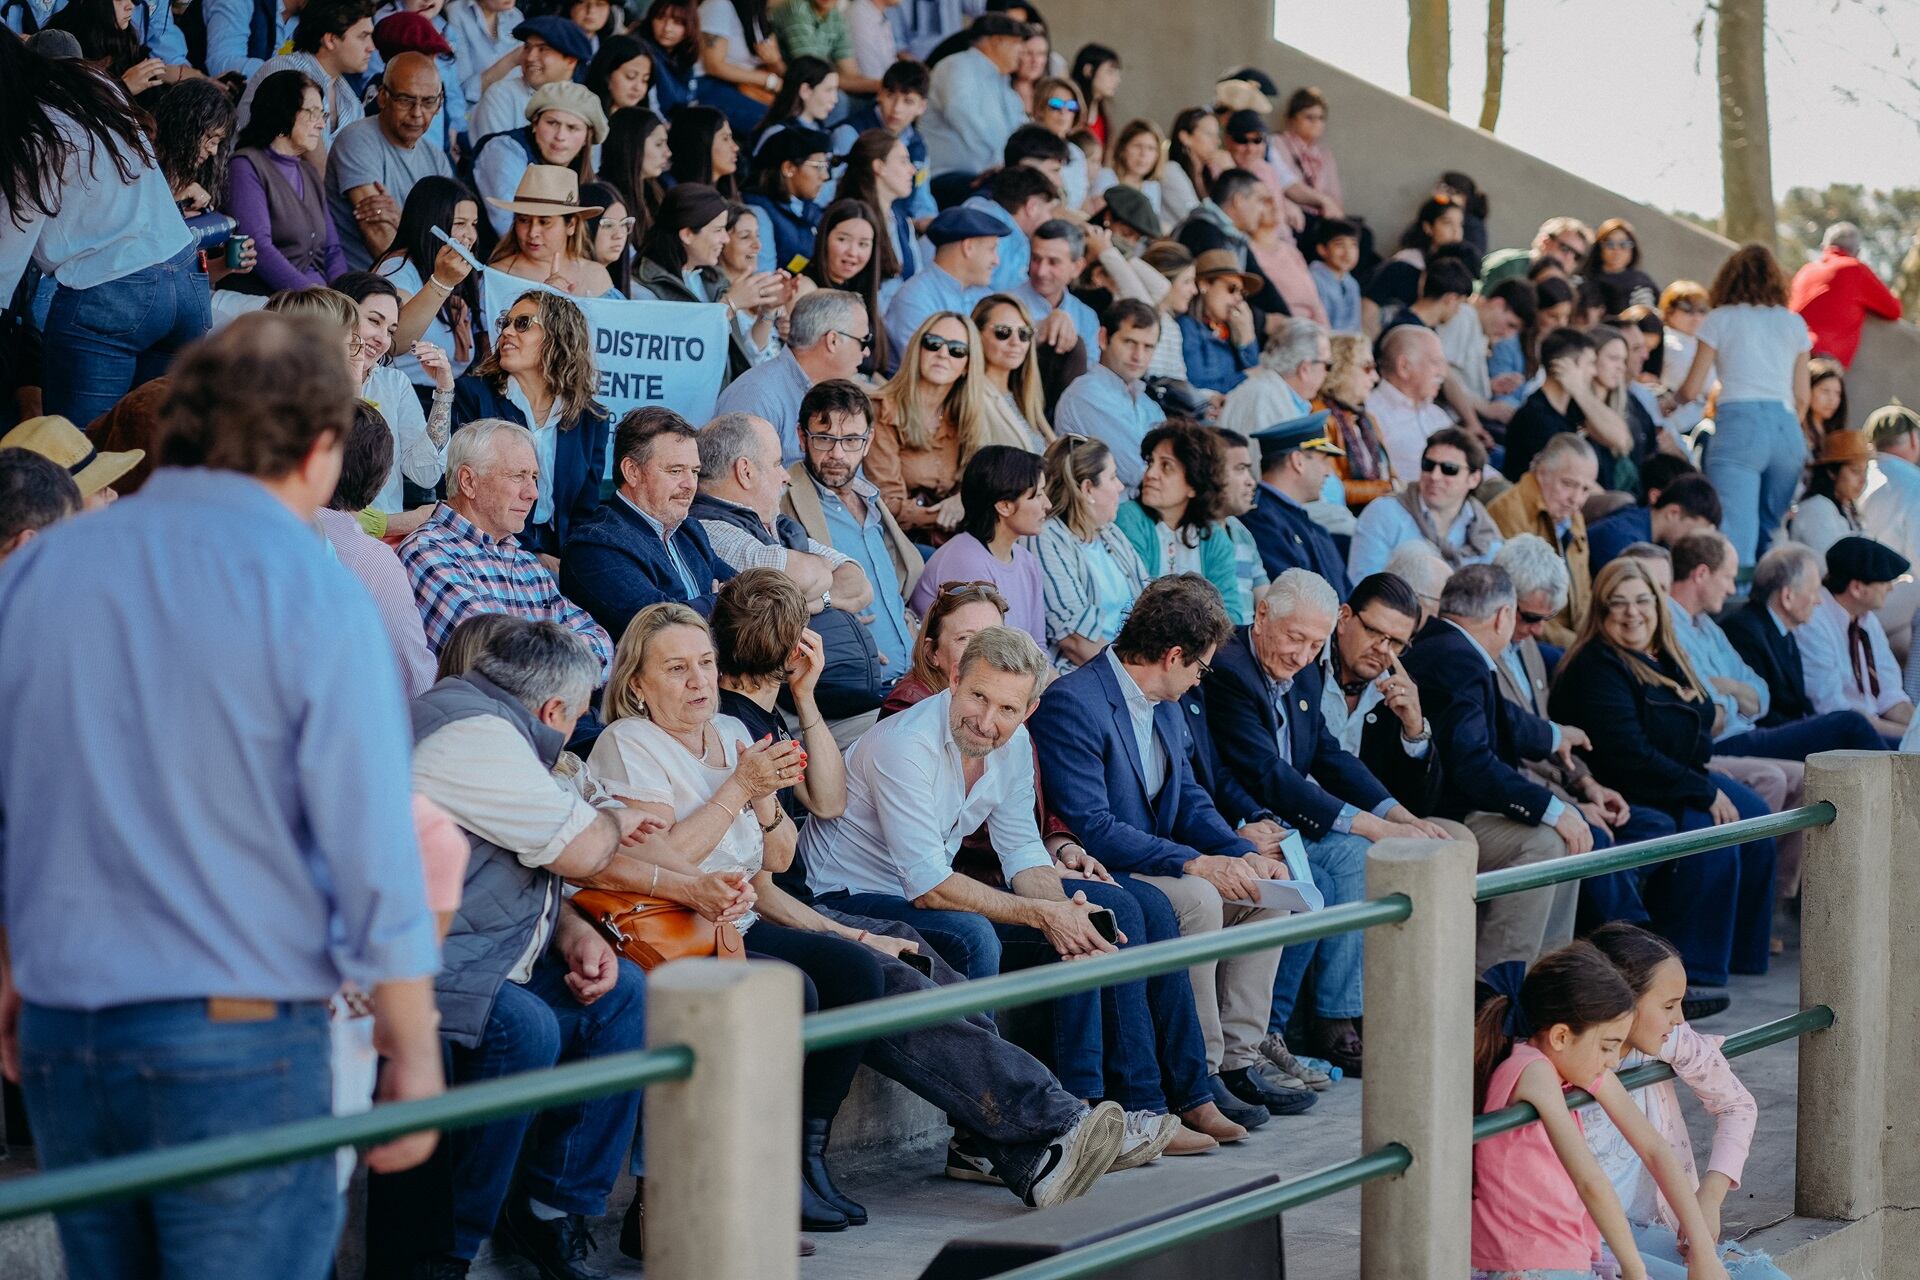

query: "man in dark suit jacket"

left=1202, top=569, right=1454, bottom=1076
left=1032, top=575, right=1315, bottom=1116
left=559, top=409, right=735, bottom=638
left=1314, top=573, right=1450, bottom=817
left=1399, top=564, right=1605, bottom=973
left=1242, top=412, right=1353, bottom=597
left=1723, top=543, right=1826, bottom=729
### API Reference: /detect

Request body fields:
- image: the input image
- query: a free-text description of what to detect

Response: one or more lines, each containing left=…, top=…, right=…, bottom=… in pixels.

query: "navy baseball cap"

left=513, top=16, right=593, bottom=78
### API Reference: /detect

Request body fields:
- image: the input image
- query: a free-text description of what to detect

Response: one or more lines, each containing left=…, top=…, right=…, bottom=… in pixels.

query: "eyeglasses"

left=496, top=312, right=545, bottom=334
left=1603, top=594, right=1657, bottom=615
left=1186, top=653, right=1214, bottom=678
left=830, top=329, right=874, bottom=351
left=345, top=333, right=366, bottom=355
left=803, top=427, right=872, bottom=452
left=383, top=89, right=444, bottom=114
left=1350, top=612, right=1409, bottom=655
left=1044, top=96, right=1079, bottom=112
left=604, top=215, right=638, bottom=232
left=990, top=323, right=1034, bottom=342
left=920, top=333, right=970, bottom=358
left=1599, top=237, right=1634, bottom=251
left=938, top=580, right=1000, bottom=601
left=798, top=158, right=831, bottom=173
left=1419, top=456, right=1465, bottom=477
left=295, top=104, right=326, bottom=121
left=1516, top=607, right=1554, bottom=626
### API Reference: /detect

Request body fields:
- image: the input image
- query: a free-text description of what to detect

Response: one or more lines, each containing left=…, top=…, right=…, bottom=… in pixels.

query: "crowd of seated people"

left=8, top=9, right=1920, bottom=1277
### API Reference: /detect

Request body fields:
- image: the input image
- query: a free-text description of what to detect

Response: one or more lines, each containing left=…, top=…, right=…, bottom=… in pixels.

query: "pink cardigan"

left=1583, top=1022, right=1757, bottom=1233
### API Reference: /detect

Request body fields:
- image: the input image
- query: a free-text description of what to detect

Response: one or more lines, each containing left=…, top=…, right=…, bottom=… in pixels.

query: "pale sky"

left=1276, top=0, right=1920, bottom=219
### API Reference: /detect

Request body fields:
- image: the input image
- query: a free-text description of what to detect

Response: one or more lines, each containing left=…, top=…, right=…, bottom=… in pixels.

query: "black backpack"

left=778, top=606, right=887, bottom=720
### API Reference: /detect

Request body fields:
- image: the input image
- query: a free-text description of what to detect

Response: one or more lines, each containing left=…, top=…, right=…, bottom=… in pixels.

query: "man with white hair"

left=1218, top=317, right=1328, bottom=438
left=401, top=418, right=613, bottom=672
left=713, top=290, right=874, bottom=464
left=1365, top=325, right=1452, bottom=479
left=1385, top=541, right=1449, bottom=626
left=1790, top=220, right=1904, bottom=368
left=1201, top=568, right=1453, bottom=1075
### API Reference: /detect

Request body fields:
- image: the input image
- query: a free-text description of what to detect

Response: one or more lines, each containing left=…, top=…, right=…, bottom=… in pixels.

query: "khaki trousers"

left=1131, top=873, right=1283, bottom=1073
left=1712, top=754, right=1807, bottom=899
left=1463, top=812, right=1579, bottom=973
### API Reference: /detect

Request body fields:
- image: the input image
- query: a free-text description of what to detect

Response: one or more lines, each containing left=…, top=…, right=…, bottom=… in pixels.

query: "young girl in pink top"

left=1583, top=924, right=1789, bottom=1279
left=1471, top=942, right=1729, bottom=1280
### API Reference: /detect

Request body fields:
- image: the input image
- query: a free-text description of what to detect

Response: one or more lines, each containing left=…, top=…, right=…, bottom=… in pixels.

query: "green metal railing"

left=0, top=800, right=1838, bottom=1266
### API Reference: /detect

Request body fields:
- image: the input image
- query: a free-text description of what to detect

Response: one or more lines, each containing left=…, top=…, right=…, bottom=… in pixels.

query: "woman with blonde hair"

left=1034, top=433, right=1150, bottom=669
left=864, top=310, right=991, bottom=542
left=1315, top=331, right=1395, bottom=508
left=1548, top=557, right=1778, bottom=984
left=971, top=293, right=1054, bottom=453
left=451, top=288, right=611, bottom=555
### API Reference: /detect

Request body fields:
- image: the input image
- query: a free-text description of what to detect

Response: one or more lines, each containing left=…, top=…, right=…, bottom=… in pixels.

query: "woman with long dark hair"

left=50, top=0, right=173, bottom=91
left=1161, top=106, right=1220, bottom=226
left=632, top=182, right=765, bottom=377
left=745, top=53, right=837, bottom=157
left=716, top=202, right=783, bottom=361
left=835, top=129, right=919, bottom=287
left=333, top=271, right=455, bottom=528
left=486, top=164, right=615, bottom=296
left=908, top=445, right=1051, bottom=646
left=797, top=199, right=890, bottom=373
left=693, top=0, right=783, bottom=135
left=1, top=28, right=207, bottom=424
left=600, top=106, right=670, bottom=247
left=1067, top=42, right=1119, bottom=147
left=381, top=175, right=488, bottom=401
left=638, top=0, right=701, bottom=113
left=585, top=33, right=654, bottom=118
left=147, top=78, right=235, bottom=216
left=666, top=104, right=741, bottom=198
left=582, top=180, right=636, bottom=296
left=227, top=70, right=346, bottom=293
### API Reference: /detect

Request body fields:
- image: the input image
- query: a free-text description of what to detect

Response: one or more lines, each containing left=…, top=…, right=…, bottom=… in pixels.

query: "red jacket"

left=1789, top=246, right=1902, bottom=367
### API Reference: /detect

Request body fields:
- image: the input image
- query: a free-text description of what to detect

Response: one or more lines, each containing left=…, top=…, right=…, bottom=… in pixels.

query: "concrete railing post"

left=1360, top=835, right=1478, bottom=1280
left=644, top=958, right=803, bottom=1280
left=1796, top=750, right=1899, bottom=1221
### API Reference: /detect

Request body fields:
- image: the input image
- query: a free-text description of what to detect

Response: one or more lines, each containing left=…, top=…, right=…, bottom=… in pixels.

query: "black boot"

left=802, top=1117, right=867, bottom=1226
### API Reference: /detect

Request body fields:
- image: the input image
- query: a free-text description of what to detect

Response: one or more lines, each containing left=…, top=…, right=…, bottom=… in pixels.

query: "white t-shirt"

left=1695, top=303, right=1812, bottom=410
left=698, top=0, right=762, bottom=69
left=586, top=712, right=765, bottom=930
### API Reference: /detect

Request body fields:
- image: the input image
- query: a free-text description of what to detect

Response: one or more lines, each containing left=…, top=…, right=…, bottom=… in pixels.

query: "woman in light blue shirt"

left=1, top=36, right=208, bottom=424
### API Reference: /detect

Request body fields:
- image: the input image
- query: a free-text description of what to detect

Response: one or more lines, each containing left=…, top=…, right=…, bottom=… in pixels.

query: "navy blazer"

left=1721, top=601, right=1814, bottom=727
left=1399, top=618, right=1558, bottom=824
left=1030, top=653, right=1252, bottom=878
left=1547, top=641, right=1718, bottom=814
left=1586, top=505, right=1652, bottom=573
left=1200, top=628, right=1394, bottom=840
left=1242, top=485, right=1352, bottom=599
left=1341, top=674, right=1447, bottom=817
left=558, top=496, right=737, bottom=638
left=1175, top=687, right=1269, bottom=829
left=451, top=375, right=610, bottom=557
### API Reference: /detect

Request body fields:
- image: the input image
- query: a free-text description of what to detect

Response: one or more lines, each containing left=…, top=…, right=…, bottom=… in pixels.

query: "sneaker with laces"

left=944, top=1134, right=1004, bottom=1185
left=1024, top=1101, right=1125, bottom=1208
left=1259, top=1032, right=1333, bottom=1091
left=1109, top=1110, right=1181, bottom=1171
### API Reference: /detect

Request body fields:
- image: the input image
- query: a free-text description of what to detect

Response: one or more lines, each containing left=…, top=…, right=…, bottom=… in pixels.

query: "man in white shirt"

left=1218, top=316, right=1326, bottom=437
left=1859, top=402, right=1920, bottom=663
left=1797, top=535, right=1914, bottom=741
left=1365, top=324, right=1452, bottom=479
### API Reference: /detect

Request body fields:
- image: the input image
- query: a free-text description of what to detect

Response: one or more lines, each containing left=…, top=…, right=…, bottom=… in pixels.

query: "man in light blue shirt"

left=0, top=314, right=443, bottom=1277
left=882, top=204, right=1009, bottom=371
left=714, top=289, right=870, bottom=463
left=919, top=14, right=1027, bottom=177
left=445, top=0, right=524, bottom=112
left=886, top=0, right=982, bottom=59
left=1015, top=218, right=1101, bottom=358
left=961, top=164, right=1057, bottom=293
left=1052, top=299, right=1166, bottom=491
left=1346, top=426, right=1503, bottom=581
left=204, top=0, right=303, bottom=77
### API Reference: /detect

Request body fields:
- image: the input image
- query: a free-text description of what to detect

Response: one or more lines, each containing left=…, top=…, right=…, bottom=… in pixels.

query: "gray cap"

left=26, top=28, right=84, bottom=59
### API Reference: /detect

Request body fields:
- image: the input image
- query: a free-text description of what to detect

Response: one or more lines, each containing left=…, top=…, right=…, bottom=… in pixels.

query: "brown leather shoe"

left=1178, top=1100, right=1248, bottom=1144
left=1314, top=1018, right=1364, bottom=1078
left=1164, top=1124, right=1219, bottom=1156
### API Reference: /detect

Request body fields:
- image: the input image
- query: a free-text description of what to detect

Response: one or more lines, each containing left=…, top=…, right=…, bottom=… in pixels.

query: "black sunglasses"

left=1420, top=456, right=1466, bottom=477
left=831, top=328, right=874, bottom=351
left=1517, top=608, right=1554, bottom=626
left=990, top=323, right=1033, bottom=342
left=920, top=333, right=970, bottom=359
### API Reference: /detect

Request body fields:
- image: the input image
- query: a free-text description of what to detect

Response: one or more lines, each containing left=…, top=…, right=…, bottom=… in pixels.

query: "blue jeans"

left=446, top=952, right=647, bottom=1259
left=1269, top=831, right=1370, bottom=1032
left=43, top=244, right=213, bottom=426
left=693, top=77, right=770, bottom=137
left=1718, top=709, right=1886, bottom=760
left=1630, top=1222, right=1789, bottom=1278
left=1109, top=874, right=1215, bottom=1113
left=19, top=998, right=339, bottom=1280
left=1704, top=400, right=1803, bottom=567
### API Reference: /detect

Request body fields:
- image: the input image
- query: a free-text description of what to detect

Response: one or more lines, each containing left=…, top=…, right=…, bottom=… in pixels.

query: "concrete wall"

left=1037, top=0, right=1920, bottom=411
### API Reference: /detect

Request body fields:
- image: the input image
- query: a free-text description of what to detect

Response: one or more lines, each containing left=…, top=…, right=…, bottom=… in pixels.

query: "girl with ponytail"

left=1582, top=924, right=1789, bottom=1279
left=1471, top=942, right=1729, bottom=1280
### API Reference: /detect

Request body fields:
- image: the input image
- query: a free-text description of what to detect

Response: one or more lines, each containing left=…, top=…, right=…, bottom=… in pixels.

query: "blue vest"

left=247, top=0, right=279, bottom=61
left=744, top=193, right=823, bottom=271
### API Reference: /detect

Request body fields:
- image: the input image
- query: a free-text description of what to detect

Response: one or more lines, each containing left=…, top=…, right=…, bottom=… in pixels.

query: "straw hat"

left=0, top=416, right=143, bottom=497
left=1813, top=428, right=1874, bottom=468
left=484, top=164, right=605, bottom=218
left=1213, top=78, right=1274, bottom=116
left=1191, top=248, right=1263, bottom=298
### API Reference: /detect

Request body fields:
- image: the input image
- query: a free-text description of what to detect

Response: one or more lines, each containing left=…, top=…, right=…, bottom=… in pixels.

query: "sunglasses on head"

left=920, top=333, right=970, bottom=358
left=1419, top=456, right=1465, bottom=476
left=990, top=323, right=1033, bottom=342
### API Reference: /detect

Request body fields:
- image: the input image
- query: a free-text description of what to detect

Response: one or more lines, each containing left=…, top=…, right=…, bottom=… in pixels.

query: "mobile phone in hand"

left=900, top=949, right=934, bottom=977
left=1088, top=907, right=1119, bottom=944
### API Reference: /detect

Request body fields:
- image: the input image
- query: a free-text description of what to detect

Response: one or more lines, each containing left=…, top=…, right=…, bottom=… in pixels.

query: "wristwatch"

left=819, top=589, right=832, bottom=610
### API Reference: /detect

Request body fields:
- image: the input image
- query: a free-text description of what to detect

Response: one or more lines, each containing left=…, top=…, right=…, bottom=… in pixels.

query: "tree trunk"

left=1717, top=0, right=1775, bottom=246
left=1478, top=0, right=1505, bottom=131
left=1407, top=0, right=1450, bottom=112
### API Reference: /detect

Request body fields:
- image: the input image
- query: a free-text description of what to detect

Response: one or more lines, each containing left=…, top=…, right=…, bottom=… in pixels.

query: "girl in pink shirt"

left=1471, top=942, right=1729, bottom=1280
left=1583, top=924, right=1789, bottom=1280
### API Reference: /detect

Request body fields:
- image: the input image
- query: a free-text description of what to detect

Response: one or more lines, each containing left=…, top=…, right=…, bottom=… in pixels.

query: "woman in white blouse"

left=587, top=603, right=915, bottom=1232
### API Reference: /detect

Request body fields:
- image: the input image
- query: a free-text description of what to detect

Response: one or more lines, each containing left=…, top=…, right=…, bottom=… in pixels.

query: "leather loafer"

left=1221, top=1066, right=1317, bottom=1116
left=1206, top=1074, right=1270, bottom=1129
left=496, top=1199, right=610, bottom=1280
left=1312, top=1020, right=1364, bottom=1078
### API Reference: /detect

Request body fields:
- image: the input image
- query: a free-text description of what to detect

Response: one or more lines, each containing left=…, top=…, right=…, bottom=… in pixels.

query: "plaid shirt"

left=399, top=503, right=613, bottom=676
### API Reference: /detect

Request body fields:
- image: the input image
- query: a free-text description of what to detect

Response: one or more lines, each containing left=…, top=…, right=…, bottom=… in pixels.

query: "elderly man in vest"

left=409, top=618, right=667, bottom=1277
left=1487, top=431, right=1600, bottom=649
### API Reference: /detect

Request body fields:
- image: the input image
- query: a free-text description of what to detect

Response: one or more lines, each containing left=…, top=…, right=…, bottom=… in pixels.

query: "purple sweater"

left=226, top=149, right=350, bottom=291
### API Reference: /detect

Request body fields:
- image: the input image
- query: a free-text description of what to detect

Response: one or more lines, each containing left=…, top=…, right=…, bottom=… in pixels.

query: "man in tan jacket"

left=1486, top=432, right=1599, bottom=648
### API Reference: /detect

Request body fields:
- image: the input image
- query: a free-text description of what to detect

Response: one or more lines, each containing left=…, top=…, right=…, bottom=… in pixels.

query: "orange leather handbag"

left=569, top=889, right=747, bottom=971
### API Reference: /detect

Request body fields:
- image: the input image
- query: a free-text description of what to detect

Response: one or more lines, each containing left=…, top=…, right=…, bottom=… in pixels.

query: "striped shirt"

left=399, top=502, right=613, bottom=675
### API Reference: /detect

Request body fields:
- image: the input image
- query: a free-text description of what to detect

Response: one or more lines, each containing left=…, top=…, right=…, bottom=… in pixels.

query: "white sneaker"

left=1024, top=1101, right=1125, bottom=1208
left=1108, top=1110, right=1181, bottom=1171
